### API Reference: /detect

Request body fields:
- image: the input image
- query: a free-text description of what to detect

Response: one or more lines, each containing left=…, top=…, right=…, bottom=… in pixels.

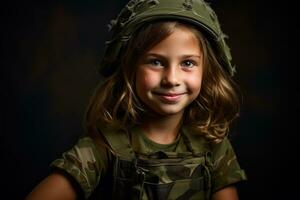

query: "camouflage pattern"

left=210, top=136, right=247, bottom=193
left=111, top=152, right=211, bottom=200
left=51, top=125, right=246, bottom=199
left=99, top=0, right=236, bottom=77
left=50, top=137, right=112, bottom=199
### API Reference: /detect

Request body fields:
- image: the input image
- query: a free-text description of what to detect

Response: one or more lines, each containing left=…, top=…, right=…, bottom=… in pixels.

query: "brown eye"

left=181, top=60, right=195, bottom=68
left=148, top=59, right=163, bottom=67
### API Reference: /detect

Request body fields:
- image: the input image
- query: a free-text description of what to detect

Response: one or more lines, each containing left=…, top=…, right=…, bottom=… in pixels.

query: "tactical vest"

left=98, top=125, right=213, bottom=200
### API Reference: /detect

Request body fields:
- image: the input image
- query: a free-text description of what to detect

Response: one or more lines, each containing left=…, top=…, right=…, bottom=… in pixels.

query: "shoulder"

left=183, top=128, right=247, bottom=192
left=181, top=127, right=212, bottom=153
left=50, top=136, right=112, bottom=199
left=183, top=127, right=236, bottom=157
left=210, top=136, right=247, bottom=193
left=58, top=136, right=111, bottom=165
left=210, top=137, right=234, bottom=159
left=97, top=124, right=135, bottom=158
left=51, top=135, right=113, bottom=171
left=209, top=136, right=239, bottom=171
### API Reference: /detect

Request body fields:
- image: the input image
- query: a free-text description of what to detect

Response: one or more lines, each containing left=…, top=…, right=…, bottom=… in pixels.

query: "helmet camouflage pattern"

left=99, top=0, right=236, bottom=77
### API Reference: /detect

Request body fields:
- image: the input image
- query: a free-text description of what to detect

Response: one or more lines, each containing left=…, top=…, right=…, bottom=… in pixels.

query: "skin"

left=136, top=26, right=203, bottom=144
left=212, top=186, right=239, bottom=200
left=26, top=26, right=239, bottom=200
left=25, top=173, right=77, bottom=200
left=136, top=26, right=203, bottom=120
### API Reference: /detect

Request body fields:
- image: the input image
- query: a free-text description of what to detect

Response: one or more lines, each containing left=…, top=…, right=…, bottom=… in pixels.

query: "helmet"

left=99, top=0, right=235, bottom=77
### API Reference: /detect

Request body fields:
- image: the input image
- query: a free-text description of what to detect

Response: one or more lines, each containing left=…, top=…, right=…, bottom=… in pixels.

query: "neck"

left=140, top=112, right=184, bottom=144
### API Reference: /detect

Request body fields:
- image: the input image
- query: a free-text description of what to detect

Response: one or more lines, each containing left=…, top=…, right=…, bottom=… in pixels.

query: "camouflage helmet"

left=99, top=0, right=236, bottom=77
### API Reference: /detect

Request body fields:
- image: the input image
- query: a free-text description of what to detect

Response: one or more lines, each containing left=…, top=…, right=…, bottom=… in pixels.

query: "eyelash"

left=148, top=59, right=163, bottom=66
left=146, top=59, right=198, bottom=68
left=181, top=60, right=196, bottom=68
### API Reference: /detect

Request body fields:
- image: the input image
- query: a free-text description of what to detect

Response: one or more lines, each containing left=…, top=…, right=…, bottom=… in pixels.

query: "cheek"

left=136, top=70, right=159, bottom=90
left=187, top=73, right=203, bottom=93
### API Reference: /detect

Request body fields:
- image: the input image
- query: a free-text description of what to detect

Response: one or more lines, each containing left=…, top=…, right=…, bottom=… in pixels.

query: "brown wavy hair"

left=84, top=21, right=240, bottom=143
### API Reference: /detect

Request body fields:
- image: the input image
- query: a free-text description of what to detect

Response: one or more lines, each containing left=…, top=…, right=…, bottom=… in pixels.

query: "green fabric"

left=99, top=0, right=236, bottom=77
left=131, top=126, right=185, bottom=153
left=50, top=126, right=246, bottom=199
left=210, top=137, right=247, bottom=192
left=50, top=137, right=111, bottom=199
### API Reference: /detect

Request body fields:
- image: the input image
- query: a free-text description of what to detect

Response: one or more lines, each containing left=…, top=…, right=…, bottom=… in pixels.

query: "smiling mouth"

left=153, top=92, right=186, bottom=103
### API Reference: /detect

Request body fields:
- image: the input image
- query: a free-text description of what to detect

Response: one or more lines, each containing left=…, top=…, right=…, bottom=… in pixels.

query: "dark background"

left=1, top=0, right=293, bottom=199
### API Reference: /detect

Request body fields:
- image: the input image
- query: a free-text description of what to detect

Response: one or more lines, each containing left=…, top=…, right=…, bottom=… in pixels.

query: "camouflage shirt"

left=51, top=126, right=246, bottom=199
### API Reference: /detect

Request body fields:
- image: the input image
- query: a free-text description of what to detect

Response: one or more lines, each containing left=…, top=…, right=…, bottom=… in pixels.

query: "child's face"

left=135, top=26, right=203, bottom=117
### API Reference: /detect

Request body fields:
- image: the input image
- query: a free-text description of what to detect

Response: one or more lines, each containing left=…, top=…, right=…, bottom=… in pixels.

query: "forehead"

left=144, top=26, right=202, bottom=55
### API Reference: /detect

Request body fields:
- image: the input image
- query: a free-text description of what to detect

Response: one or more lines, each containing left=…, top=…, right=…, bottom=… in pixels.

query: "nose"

left=161, top=65, right=180, bottom=87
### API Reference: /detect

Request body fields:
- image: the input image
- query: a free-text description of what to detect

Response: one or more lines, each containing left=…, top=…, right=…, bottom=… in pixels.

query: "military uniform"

left=51, top=125, right=246, bottom=199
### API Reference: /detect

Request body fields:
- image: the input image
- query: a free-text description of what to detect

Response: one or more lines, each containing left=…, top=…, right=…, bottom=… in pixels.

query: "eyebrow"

left=145, top=53, right=201, bottom=59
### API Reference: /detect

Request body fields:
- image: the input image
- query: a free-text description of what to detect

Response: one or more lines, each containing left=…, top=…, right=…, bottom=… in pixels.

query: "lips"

left=152, top=92, right=186, bottom=103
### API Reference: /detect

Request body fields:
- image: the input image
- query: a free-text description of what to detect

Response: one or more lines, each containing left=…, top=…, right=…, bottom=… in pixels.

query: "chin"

left=143, top=101, right=187, bottom=117
left=153, top=108, right=184, bottom=117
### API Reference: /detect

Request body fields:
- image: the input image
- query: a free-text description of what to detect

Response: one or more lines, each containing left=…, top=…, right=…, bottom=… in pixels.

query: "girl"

left=26, top=0, right=246, bottom=199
